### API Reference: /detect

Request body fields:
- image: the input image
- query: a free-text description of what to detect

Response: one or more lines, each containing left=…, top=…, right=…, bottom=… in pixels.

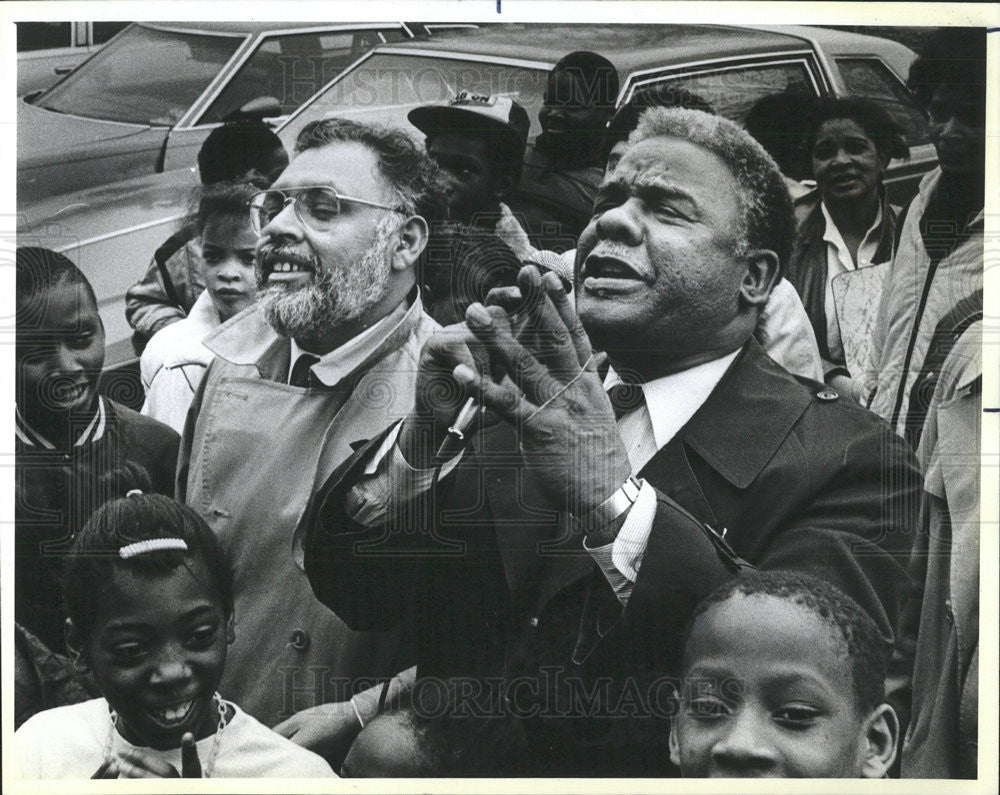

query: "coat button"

left=529, top=616, right=539, bottom=628
left=289, top=628, right=310, bottom=651
left=816, top=389, right=839, bottom=402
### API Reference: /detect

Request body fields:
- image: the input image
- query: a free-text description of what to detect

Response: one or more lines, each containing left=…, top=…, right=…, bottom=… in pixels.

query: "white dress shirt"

left=821, top=201, right=882, bottom=362
left=287, top=298, right=409, bottom=387
left=586, top=350, right=739, bottom=603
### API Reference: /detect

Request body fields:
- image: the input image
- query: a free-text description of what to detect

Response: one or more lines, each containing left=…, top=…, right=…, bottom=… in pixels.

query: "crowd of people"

left=13, top=26, right=985, bottom=780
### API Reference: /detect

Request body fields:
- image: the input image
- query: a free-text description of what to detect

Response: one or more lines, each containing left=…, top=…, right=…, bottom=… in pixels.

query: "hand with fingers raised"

left=101, top=733, right=203, bottom=778
left=399, top=308, right=514, bottom=469
left=458, top=265, right=632, bottom=517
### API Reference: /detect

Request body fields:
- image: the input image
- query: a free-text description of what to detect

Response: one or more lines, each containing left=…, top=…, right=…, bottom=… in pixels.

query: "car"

left=16, top=23, right=937, bottom=403
left=17, top=21, right=479, bottom=202
left=278, top=23, right=935, bottom=203
left=17, top=21, right=131, bottom=95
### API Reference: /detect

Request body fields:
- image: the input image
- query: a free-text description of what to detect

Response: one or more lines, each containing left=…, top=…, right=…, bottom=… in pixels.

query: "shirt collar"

left=604, top=349, right=740, bottom=449
left=15, top=396, right=107, bottom=449
left=288, top=297, right=412, bottom=387
left=820, top=200, right=883, bottom=259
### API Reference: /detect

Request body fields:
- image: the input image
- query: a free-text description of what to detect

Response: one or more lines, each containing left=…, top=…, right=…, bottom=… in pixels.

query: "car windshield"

left=34, top=25, right=245, bottom=125
left=279, top=51, right=550, bottom=148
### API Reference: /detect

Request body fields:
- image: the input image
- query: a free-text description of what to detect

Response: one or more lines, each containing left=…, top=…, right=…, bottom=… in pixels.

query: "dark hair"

left=374, top=688, right=528, bottom=776
left=908, top=27, right=988, bottom=113
left=604, top=85, right=715, bottom=161
left=189, top=179, right=267, bottom=237
left=63, top=494, right=234, bottom=643
left=295, top=118, right=448, bottom=224
left=16, top=247, right=97, bottom=331
left=807, top=97, right=909, bottom=165
left=632, top=108, right=795, bottom=272
left=683, top=570, right=890, bottom=712
left=550, top=50, right=621, bottom=111
left=198, top=121, right=287, bottom=185
left=743, top=92, right=820, bottom=182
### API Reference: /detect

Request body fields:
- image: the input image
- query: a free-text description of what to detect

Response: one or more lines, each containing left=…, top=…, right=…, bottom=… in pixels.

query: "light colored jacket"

left=865, top=168, right=983, bottom=437
left=889, top=319, right=981, bottom=779
left=140, top=290, right=221, bottom=434
left=177, top=296, right=438, bottom=727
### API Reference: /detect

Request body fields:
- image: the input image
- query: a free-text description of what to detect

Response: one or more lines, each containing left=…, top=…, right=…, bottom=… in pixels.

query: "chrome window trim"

left=277, top=47, right=555, bottom=134
left=618, top=49, right=829, bottom=108
left=182, top=24, right=407, bottom=129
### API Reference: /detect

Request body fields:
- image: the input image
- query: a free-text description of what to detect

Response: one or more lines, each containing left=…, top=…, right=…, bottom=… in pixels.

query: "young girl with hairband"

left=14, top=492, right=334, bottom=779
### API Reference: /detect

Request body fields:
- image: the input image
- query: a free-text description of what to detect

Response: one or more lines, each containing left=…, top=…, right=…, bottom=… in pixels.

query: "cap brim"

left=408, top=105, right=526, bottom=152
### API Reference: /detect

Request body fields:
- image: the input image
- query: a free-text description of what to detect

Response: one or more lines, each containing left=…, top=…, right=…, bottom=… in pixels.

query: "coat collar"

left=663, top=338, right=812, bottom=491
left=203, top=290, right=426, bottom=385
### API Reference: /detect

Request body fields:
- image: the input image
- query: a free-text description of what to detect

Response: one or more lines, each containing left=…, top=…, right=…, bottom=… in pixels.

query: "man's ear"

left=225, top=615, right=236, bottom=645
left=859, top=703, right=899, bottom=778
left=64, top=618, right=87, bottom=671
left=391, top=215, right=429, bottom=273
left=668, top=715, right=682, bottom=769
left=739, top=248, right=781, bottom=308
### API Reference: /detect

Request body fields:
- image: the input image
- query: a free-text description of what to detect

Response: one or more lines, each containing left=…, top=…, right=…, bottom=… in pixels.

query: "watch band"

left=575, top=475, right=642, bottom=530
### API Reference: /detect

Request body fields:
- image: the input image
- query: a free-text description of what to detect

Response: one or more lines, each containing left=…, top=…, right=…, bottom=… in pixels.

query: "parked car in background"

left=17, top=21, right=478, bottom=202
left=16, top=23, right=938, bottom=403
left=279, top=23, right=935, bottom=203
left=17, top=21, right=131, bottom=95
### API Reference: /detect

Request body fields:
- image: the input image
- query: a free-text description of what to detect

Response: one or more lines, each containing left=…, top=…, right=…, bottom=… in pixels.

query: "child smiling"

left=14, top=493, right=334, bottom=779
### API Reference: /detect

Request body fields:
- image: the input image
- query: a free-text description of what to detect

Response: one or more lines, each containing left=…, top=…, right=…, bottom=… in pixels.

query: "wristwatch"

left=574, top=475, right=642, bottom=531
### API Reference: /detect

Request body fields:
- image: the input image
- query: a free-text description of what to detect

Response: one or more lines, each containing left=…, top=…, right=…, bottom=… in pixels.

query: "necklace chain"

left=104, top=692, right=227, bottom=778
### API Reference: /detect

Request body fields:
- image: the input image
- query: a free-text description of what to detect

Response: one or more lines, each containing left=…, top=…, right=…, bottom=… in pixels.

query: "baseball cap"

left=408, top=92, right=530, bottom=159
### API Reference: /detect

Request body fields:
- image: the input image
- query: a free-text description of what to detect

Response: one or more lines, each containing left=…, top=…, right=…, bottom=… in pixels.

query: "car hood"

left=17, top=98, right=159, bottom=160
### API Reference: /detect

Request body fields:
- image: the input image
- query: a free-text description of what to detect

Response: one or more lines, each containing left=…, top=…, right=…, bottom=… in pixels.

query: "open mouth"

left=144, top=698, right=198, bottom=729
left=580, top=253, right=648, bottom=295
left=260, top=251, right=318, bottom=284
left=829, top=173, right=862, bottom=189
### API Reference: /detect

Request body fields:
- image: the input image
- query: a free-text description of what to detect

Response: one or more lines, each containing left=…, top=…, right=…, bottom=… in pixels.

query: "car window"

left=280, top=52, right=549, bottom=147
left=835, top=57, right=931, bottom=146
left=632, top=61, right=819, bottom=126
left=198, top=29, right=392, bottom=124
left=92, top=22, right=130, bottom=45
left=17, top=22, right=74, bottom=51
left=34, top=25, right=244, bottom=125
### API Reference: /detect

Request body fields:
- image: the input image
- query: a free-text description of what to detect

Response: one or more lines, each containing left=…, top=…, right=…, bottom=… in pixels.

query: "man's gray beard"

left=258, top=219, right=396, bottom=346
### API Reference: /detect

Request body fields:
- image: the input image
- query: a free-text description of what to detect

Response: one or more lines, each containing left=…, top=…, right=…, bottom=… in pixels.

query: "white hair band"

left=119, top=538, right=189, bottom=559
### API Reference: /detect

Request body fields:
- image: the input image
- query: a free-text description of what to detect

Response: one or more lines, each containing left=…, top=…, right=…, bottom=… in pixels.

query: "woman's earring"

left=70, top=650, right=88, bottom=672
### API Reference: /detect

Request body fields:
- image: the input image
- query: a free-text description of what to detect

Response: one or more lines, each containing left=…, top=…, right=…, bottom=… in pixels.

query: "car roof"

left=136, top=21, right=411, bottom=36
left=362, top=23, right=816, bottom=72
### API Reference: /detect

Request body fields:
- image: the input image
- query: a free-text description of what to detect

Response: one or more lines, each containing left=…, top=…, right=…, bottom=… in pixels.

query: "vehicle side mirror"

left=224, top=96, right=282, bottom=124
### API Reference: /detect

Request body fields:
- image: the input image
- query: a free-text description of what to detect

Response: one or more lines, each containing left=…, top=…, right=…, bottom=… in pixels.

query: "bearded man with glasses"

left=176, top=119, right=445, bottom=763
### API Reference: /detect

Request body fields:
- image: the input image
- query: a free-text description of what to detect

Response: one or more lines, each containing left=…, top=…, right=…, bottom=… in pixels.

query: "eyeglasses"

left=248, top=186, right=403, bottom=234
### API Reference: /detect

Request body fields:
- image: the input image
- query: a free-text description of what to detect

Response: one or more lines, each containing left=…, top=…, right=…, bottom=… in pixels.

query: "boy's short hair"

left=197, top=120, right=285, bottom=185
left=683, top=570, right=890, bottom=712
left=63, top=492, right=235, bottom=641
left=552, top=50, right=621, bottom=111
left=604, top=85, right=714, bottom=161
left=16, top=247, right=96, bottom=330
